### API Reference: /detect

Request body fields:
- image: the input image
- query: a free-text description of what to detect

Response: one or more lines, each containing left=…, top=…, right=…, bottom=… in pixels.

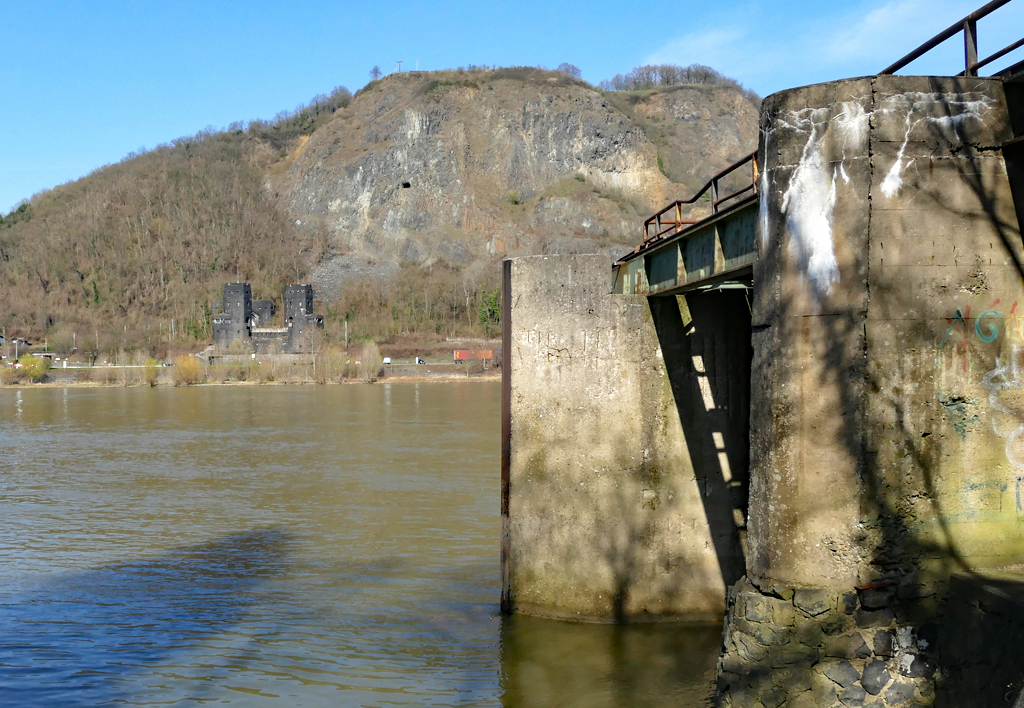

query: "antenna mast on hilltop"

left=396, top=60, right=403, bottom=73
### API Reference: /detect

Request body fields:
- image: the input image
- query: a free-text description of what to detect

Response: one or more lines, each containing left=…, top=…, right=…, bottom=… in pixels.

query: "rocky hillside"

left=276, top=68, right=759, bottom=299
left=0, top=67, right=758, bottom=351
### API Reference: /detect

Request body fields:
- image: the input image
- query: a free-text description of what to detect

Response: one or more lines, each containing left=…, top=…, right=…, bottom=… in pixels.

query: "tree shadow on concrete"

left=912, top=78, right=1024, bottom=706
left=861, top=77, right=1024, bottom=585
left=803, top=76, right=1024, bottom=590
left=504, top=254, right=740, bottom=625
left=510, top=433, right=727, bottom=625
left=718, top=75, right=1024, bottom=707
left=0, top=528, right=291, bottom=707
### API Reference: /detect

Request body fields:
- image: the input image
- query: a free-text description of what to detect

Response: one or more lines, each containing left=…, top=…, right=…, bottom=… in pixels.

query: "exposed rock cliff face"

left=622, top=84, right=761, bottom=189
left=273, top=69, right=758, bottom=298
left=0, top=68, right=757, bottom=343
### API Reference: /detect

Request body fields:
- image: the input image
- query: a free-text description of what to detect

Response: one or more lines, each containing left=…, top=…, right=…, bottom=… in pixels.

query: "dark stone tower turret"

left=284, top=284, right=323, bottom=352
left=284, top=284, right=313, bottom=322
left=213, top=283, right=253, bottom=349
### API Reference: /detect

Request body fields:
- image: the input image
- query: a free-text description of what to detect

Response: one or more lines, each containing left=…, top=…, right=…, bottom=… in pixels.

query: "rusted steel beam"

left=642, top=151, right=757, bottom=242
left=622, top=195, right=757, bottom=267
left=965, top=19, right=980, bottom=75
left=880, top=0, right=1011, bottom=75
left=714, top=183, right=756, bottom=209
left=996, top=56, right=1024, bottom=79
left=649, top=222, right=699, bottom=242
left=960, top=36, right=1024, bottom=75
left=614, top=195, right=757, bottom=295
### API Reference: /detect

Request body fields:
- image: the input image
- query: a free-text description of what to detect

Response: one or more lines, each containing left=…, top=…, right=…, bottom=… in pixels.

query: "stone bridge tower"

left=212, top=282, right=253, bottom=350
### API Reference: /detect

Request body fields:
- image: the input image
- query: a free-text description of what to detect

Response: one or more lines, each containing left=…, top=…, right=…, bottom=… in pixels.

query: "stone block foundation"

left=717, top=571, right=1024, bottom=707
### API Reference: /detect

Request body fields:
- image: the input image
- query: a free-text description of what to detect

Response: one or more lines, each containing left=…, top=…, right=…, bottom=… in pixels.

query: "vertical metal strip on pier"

left=500, top=258, right=512, bottom=614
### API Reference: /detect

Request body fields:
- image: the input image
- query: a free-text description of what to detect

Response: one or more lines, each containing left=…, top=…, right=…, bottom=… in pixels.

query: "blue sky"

left=2, top=0, right=1023, bottom=213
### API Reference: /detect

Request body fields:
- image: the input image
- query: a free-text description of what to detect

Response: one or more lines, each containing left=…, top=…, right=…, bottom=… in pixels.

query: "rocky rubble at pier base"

left=716, top=573, right=1024, bottom=708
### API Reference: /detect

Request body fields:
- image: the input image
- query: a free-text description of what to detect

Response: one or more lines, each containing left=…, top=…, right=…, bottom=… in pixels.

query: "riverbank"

left=0, top=364, right=500, bottom=387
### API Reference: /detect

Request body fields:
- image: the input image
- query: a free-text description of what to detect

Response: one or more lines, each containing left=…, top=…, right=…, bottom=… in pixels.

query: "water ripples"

left=0, top=385, right=716, bottom=707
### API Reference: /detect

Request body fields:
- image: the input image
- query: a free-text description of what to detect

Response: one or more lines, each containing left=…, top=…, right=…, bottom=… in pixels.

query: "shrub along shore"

left=0, top=356, right=498, bottom=387
left=2, top=339, right=502, bottom=387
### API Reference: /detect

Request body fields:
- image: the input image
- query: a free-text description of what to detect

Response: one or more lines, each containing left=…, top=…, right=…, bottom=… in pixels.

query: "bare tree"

left=301, top=326, right=326, bottom=381
left=598, top=63, right=760, bottom=104
left=327, top=85, right=352, bottom=111
left=369, top=66, right=382, bottom=81
left=556, top=63, right=582, bottom=79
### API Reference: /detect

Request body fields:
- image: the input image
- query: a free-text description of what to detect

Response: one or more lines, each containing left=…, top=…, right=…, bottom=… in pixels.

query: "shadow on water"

left=0, top=514, right=721, bottom=708
left=0, top=528, right=291, bottom=707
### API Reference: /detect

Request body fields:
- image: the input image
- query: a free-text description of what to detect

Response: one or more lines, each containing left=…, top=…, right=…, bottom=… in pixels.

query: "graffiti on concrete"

left=981, top=346, right=1024, bottom=472
left=936, top=307, right=986, bottom=439
left=936, top=303, right=1019, bottom=375
left=936, top=300, right=1024, bottom=470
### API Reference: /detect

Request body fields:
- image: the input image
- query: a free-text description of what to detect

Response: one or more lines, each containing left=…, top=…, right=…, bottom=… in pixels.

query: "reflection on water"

left=0, top=384, right=718, bottom=706
left=502, top=616, right=719, bottom=708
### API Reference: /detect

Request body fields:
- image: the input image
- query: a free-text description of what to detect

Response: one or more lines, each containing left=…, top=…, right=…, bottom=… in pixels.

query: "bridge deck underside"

left=613, top=197, right=758, bottom=296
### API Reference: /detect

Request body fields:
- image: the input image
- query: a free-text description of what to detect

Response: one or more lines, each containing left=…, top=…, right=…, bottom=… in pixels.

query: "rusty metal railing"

left=642, top=151, right=757, bottom=243
left=879, top=0, right=1022, bottom=77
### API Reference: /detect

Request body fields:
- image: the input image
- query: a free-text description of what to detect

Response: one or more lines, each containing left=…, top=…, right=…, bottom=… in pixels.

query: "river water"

left=0, top=384, right=719, bottom=707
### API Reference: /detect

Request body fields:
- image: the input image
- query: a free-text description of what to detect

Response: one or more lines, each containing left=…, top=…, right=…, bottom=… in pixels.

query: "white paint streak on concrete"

left=838, top=162, right=850, bottom=185
left=877, top=91, right=995, bottom=199
left=781, top=108, right=840, bottom=301
left=835, top=101, right=870, bottom=155
left=774, top=102, right=868, bottom=301
left=758, top=166, right=771, bottom=248
left=834, top=101, right=868, bottom=186
left=880, top=110, right=913, bottom=198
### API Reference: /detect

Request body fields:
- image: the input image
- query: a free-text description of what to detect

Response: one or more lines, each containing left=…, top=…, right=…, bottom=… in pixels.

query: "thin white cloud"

left=644, top=0, right=1024, bottom=96
left=647, top=26, right=747, bottom=65
left=645, top=26, right=768, bottom=82
left=824, top=0, right=960, bottom=64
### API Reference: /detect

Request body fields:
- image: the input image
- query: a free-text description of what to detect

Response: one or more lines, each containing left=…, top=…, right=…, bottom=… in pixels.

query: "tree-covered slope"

left=0, top=68, right=758, bottom=355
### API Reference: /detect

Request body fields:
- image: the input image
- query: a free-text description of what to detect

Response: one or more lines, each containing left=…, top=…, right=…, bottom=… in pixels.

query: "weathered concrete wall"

left=718, top=75, right=1024, bottom=707
left=749, top=77, right=873, bottom=591
left=751, top=74, right=1023, bottom=592
left=503, top=253, right=750, bottom=621
left=866, top=76, right=1024, bottom=579
left=745, top=73, right=1024, bottom=594
left=505, top=73, right=1024, bottom=704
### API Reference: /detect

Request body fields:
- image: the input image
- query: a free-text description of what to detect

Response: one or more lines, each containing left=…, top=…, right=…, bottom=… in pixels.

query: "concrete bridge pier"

left=719, top=74, right=1024, bottom=708
left=501, top=254, right=752, bottom=622
left=502, top=71, right=1024, bottom=707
